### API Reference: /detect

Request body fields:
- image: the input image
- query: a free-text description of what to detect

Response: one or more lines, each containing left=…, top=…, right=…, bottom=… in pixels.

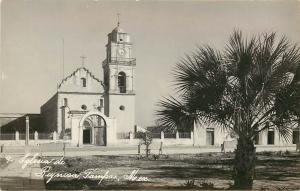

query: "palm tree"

left=156, top=30, right=300, bottom=189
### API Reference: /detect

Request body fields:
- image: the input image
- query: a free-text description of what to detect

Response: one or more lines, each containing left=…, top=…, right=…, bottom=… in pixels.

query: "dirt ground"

left=39, top=151, right=300, bottom=190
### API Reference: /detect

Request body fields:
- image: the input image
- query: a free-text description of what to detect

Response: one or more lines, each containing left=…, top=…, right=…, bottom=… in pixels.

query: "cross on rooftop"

left=117, top=13, right=120, bottom=27
left=80, top=55, right=87, bottom=67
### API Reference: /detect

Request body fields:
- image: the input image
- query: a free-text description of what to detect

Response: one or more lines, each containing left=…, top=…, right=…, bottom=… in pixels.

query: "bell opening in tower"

left=118, top=72, right=126, bottom=93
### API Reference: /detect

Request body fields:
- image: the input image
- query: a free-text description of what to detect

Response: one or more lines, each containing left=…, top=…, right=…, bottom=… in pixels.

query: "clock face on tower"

left=118, top=48, right=126, bottom=56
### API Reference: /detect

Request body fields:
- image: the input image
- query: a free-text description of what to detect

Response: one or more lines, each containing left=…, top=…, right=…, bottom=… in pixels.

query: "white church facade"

left=40, top=25, right=136, bottom=147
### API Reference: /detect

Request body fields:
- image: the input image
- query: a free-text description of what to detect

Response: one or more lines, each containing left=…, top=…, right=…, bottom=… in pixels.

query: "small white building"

left=193, top=122, right=299, bottom=147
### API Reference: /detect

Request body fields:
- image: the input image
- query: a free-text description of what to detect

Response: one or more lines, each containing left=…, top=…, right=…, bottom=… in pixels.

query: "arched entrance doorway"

left=82, top=114, right=107, bottom=146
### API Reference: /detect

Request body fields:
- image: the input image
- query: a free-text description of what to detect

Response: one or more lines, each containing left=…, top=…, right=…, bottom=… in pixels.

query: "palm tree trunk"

left=233, top=137, right=256, bottom=189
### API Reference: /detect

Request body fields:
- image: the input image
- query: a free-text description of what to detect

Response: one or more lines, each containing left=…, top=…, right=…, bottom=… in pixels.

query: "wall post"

left=176, top=131, right=179, bottom=140
left=129, top=132, right=133, bottom=142
left=53, top=131, right=57, bottom=141
left=161, top=131, right=164, bottom=141
left=191, top=131, right=194, bottom=146
left=25, top=116, right=29, bottom=145
left=34, top=131, right=38, bottom=141
left=15, top=131, right=19, bottom=141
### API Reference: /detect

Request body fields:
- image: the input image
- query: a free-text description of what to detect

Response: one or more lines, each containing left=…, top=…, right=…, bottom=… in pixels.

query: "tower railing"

left=110, top=58, right=136, bottom=66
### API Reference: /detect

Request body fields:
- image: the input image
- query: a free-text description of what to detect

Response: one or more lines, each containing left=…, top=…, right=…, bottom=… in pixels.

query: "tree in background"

left=156, top=30, right=300, bottom=189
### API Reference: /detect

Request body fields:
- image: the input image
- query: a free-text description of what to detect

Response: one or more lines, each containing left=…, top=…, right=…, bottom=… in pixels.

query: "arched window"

left=81, top=78, right=86, bottom=87
left=118, top=72, right=126, bottom=93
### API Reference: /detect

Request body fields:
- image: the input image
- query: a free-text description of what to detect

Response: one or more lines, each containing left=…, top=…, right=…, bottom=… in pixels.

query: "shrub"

left=284, top=150, right=290, bottom=155
left=0, top=157, right=8, bottom=168
left=276, top=151, right=282, bottom=156
left=183, top=179, right=197, bottom=189
left=260, top=151, right=273, bottom=156
left=200, top=181, right=215, bottom=189
left=153, top=154, right=159, bottom=160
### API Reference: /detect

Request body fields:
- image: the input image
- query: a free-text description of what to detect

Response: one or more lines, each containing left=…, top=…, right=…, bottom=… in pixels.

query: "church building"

left=41, top=24, right=136, bottom=147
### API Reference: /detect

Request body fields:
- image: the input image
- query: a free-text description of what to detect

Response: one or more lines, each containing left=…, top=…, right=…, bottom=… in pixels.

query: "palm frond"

left=156, top=96, right=196, bottom=131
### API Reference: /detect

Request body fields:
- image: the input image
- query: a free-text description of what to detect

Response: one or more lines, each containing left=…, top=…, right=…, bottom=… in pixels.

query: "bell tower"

left=102, top=22, right=136, bottom=133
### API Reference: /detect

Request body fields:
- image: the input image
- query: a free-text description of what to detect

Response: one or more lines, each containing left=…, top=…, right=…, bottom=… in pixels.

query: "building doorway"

left=293, top=130, right=299, bottom=144
left=82, top=114, right=107, bottom=146
left=94, top=126, right=106, bottom=146
left=83, top=129, right=91, bottom=144
left=254, top=132, right=260, bottom=145
left=267, top=130, right=274, bottom=145
left=206, top=128, right=214, bottom=145
left=83, top=120, right=92, bottom=144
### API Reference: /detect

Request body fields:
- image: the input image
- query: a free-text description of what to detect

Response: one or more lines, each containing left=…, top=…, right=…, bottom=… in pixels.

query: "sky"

left=1, top=0, right=300, bottom=127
